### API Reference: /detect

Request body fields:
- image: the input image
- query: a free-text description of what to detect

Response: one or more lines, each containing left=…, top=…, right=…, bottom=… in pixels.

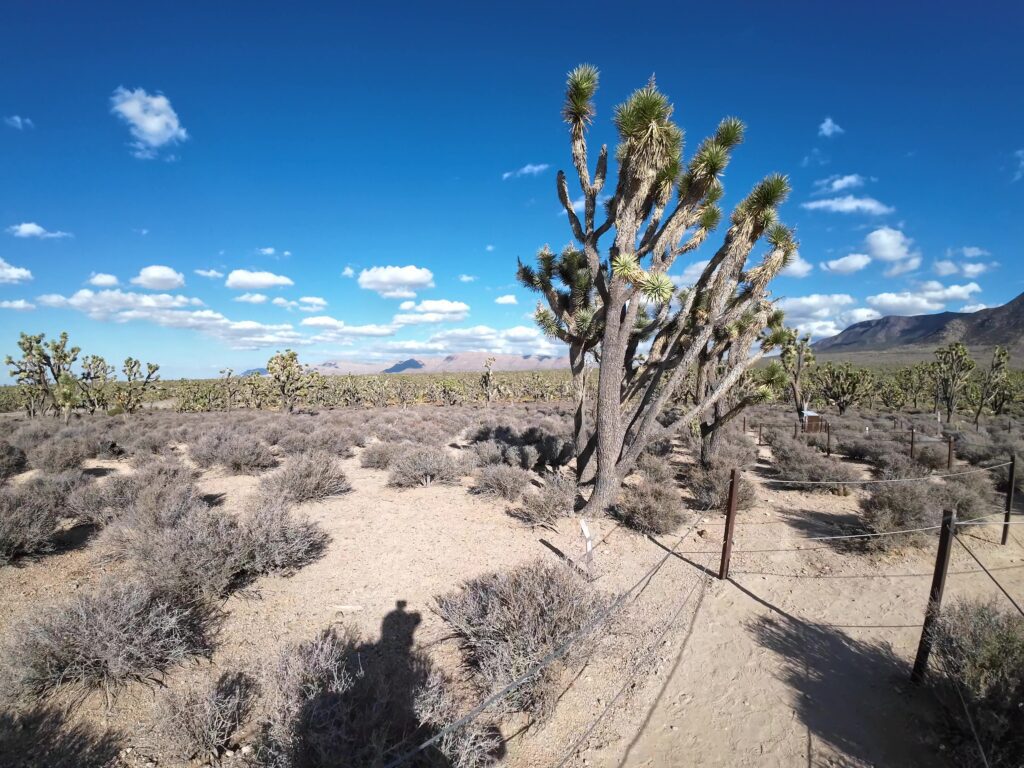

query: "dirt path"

left=613, top=445, right=1024, bottom=767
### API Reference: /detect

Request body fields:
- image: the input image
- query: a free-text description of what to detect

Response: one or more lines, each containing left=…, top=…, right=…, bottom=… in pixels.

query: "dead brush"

left=156, top=671, right=258, bottom=762
left=510, top=474, right=577, bottom=527
left=360, top=440, right=410, bottom=469
left=1, top=579, right=217, bottom=702
left=615, top=476, right=686, bottom=534
left=766, top=432, right=859, bottom=494
left=259, top=450, right=351, bottom=504
left=0, top=471, right=87, bottom=565
left=473, top=463, right=533, bottom=501
left=388, top=446, right=462, bottom=488
left=435, top=559, right=607, bottom=722
left=240, top=496, right=330, bottom=576
left=190, top=433, right=277, bottom=474
left=27, top=436, right=93, bottom=474
left=0, top=440, right=27, bottom=483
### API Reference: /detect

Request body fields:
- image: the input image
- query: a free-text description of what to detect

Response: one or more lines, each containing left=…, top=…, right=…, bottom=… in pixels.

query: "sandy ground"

left=1, top=430, right=1021, bottom=767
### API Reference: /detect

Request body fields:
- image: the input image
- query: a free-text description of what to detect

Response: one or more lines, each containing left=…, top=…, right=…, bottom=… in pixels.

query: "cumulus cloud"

left=954, top=246, right=990, bottom=259
left=258, top=247, right=275, bottom=256
left=194, top=268, right=224, bottom=279
left=502, top=163, right=549, bottom=180
left=780, top=252, right=813, bottom=278
left=341, top=266, right=355, bottom=278
left=39, top=288, right=304, bottom=349
left=300, top=316, right=395, bottom=342
left=0, top=258, right=32, bottom=284
left=813, top=174, right=864, bottom=194
left=88, top=273, right=119, bottom=287
left=0, top=299, right=34, bottom=310
left=392, top=299, right=470, bottom=325
left=110, top=86, right=188, bottom=159
left=884, top=257, right=922, bottom=278
left=7, top=222, right=72, bottom=239
left=961, top=262, right=994, bottom=278
left=961, top=303, right=987, bottom=313
left=357, top=265, right=434, bottom=298
left=801, top=196, right=893, bottom=215
left=818, top=117, right=844, bottom=137
left=776, top=293, right=878, bottom=338
left=130, top=265, right=185, bottom=290
left=865, top=226, right=920, bottom=264
left=495, top=294, right=519, bottom=304
left=235, top=293, right=268, bottom=304
left=866, top=282, right=980, bottom=316
left=821, top=253, right=871, bottom=274
left=225, top=269, right=294, bottom=290
left=933, top=260, right=959, bottom=277
left=671, top=260, right=710, bottom=287
left=459, top=274, right=477, bottom=283
left=385, top=324, right=562, bottom=357
left=299, top=296, right=327, bottom=309
left=4, top=116, right=33, bottom=130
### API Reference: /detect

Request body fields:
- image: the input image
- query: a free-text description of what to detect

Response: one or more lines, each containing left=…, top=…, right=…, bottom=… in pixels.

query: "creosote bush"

left=388, top=446, right=462, bottom=488
left=932, top=599, right=1024, bottom=767
left=156, top=671, right=258, bottom=762
left=473, top=463, right=533, bottom=501
left=260, top=450, right=351, bottom=504
left=436, top=559, right=607, bottom=721
left=615, top=476, right=685, bottom=534
left=0, top=440, right=27, bottom=483
left=27, top=436, right=93, bottom=474
left=360, top=440, right=409, bottom=470
left=860, top=482, right=934, bottom=550
left=767, top=432, right=859, bottom=494
left=191, top=432, right=277, bottom=474
left=241, top=497, right=330, bottom=577
left=2, top=579, right=216, bottom=700
left=0, top=471, right=87, bottom=565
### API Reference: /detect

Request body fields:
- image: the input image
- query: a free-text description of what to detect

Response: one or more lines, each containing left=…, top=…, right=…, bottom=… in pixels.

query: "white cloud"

left=961, top=303, right=987, bottom=313
left=867, top=292, right=943, bottom=315
left=88, top=273, right=119, bottom=287
left=130, top=265, right=185, bottom=290
left=813, top=174, right=864, bottom=194
left=459, top=274, right=477, bottom=283
left=392, top=299, right=470, bottom=325
left=843, top=308, right=881, bottom=325
left=563, top=193, right=611, bottom=215
left=38, top=288, right=307, bottom=349
left=883, top=257, right=922, bottom=277
left=671, top=260, right=710, bottom=287
left=341, top=266, right=355, bottom=278
left=780, top=252, right=813, bottom=278
left=801, top=196, right=893, bottom=215
left=194, top=268, right=224, bottom=279
left=300, top=316, right=395, bottom=341
left=818, top=117, right=844, bottom=137
left=385, top=324, right=561, bottom=357
left=357, top=265, right=434, bottom=298
left=961, top=262, right=993, bottom=279
left=495, top=294, right=519, bottom=304
left=258, top=247, right=275, bottom=256
left=865, top=226, right=919, bottom=263
left=821, top=253, right=871, bottom=274
left=299, top=296, right=327, bottom=310
left=955, top=246, right=990, bottom=259
left=7, top=222, right=72, bottom=239
left=502, top=163, right=549, bottom=180
left=0, top=258, right=32, bottom=284
left=776, top=293, right=869, bottom=339
left=918, top=281, right=982, bottom=302
left=4, top=116, right=33, bottom=130
left=0, top=299, right=34, bottom=311
left=271, top=297, right=297, bottom=309
left=933, top=260, right=959, bottom=277
left=235, top=293, right=268, bottom=304
left=110, top=86, right=188, bottom=159
left=225, top=269, right=294, bottom=290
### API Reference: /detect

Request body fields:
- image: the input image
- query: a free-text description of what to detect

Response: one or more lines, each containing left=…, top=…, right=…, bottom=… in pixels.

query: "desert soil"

left=1, top=433, right=1021, bottom=767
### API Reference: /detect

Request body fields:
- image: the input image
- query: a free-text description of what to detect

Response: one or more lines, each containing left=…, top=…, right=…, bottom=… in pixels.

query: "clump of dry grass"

left=436, top=559, right=607, bottom=722
left=615, top=477, right=685, bottom=534
left=240, top=497, right=330, bottom=577
left=388, top=446, right=462, bottom=488
left=473, top=463, right=532, bottom=501
left=0, top=471, right=87, bottom=565
left=156, top=671, right=258, bottom=762
left=259, top=450, right=351, bottom=504
left=27, top=437, right=93, bottom=474
left=511, top=474, right=577, bottom=526
left=360, top=440, right=409, bottom=469
left=767, top=432, right=859, bottom=494
left=191, top=433, right=277, bottom=474
left=2, top=579, right=216, bottom=701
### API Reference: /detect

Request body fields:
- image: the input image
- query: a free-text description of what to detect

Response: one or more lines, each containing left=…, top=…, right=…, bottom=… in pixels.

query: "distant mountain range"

left=815, top=291, right=1024, bottom=359
left=312, top=351, right=569, bottom=375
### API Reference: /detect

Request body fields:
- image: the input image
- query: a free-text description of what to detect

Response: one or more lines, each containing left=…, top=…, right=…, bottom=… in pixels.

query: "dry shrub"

left=686, top=466, right=756, bottom=511
left=942, top=470, right=997, bottom=521
left=615, top=478, right=685, bottom=534
left=932, top=599, right=1024, bottom=767
left=2, top=579, right=216, bottom=700
left=914, top=445, right=947, bottom=472
left=0, top=441, right=27, bottom=483
left=240, top=497, right=330, bottom=577
left=156, top=671, right=257, bottom=762
left=388, top=446, right=462, bottom=488
left=260, top=451, right=351, bottom=504
left=637, top=454, right=674, bottom=484
left=191, top=433, right=277, bottom=474
left=86, top=458, right=202, bottom=527
left=473, top=464, right=532, bottom=501
left=414, top=670, right=502, bottom=768
left=9, top=421, right=55, bottom=454
left=860, top=482, right=935, bottom=549
left=511, top=474, right=577, bottom=526
left=0, top=471, right=86, bottom=565
left=27, top=437, right=93, bottom=474
left=360, top=441, right=409, bottom=469
left=436, top=559, right=607, bottom=721
left=767, top=432, right=859, bottom=494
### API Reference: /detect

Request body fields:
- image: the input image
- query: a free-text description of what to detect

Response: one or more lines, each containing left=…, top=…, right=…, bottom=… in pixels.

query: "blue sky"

left=1, top=2, right=1022, bottom=377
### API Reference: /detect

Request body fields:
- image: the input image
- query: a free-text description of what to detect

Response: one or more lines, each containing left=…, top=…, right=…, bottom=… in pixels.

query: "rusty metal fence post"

left=718, top=468, right=740, bottom=580
left=911, top=508, right=957, bottom=683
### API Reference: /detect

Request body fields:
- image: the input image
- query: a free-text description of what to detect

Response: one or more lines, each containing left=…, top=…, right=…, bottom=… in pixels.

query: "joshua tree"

left=115, top=357, right=160, bottom=414
left=540, top=65, right=797, bottom=514
left=973, top=346, right=1009, bottom=427
left=779, top=328, right=814, bottom=421
left=5, top=331, right=80, bottom=418
left=519, top=244, right=600, bottom=479
left=220, top=368, right=240, bottom=411
left=480, top=356, right=498, bottom=403
left=934, top=342, right=975, bottom=423
left=78, top=355, right=115, bottom=414
left=896, top=362, right=931, bottom=411
left=54, top=371, right=81, bottom=424
left=267, top=349, right=306, bottom=413
left=813, top=362, right=870, bottom=416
